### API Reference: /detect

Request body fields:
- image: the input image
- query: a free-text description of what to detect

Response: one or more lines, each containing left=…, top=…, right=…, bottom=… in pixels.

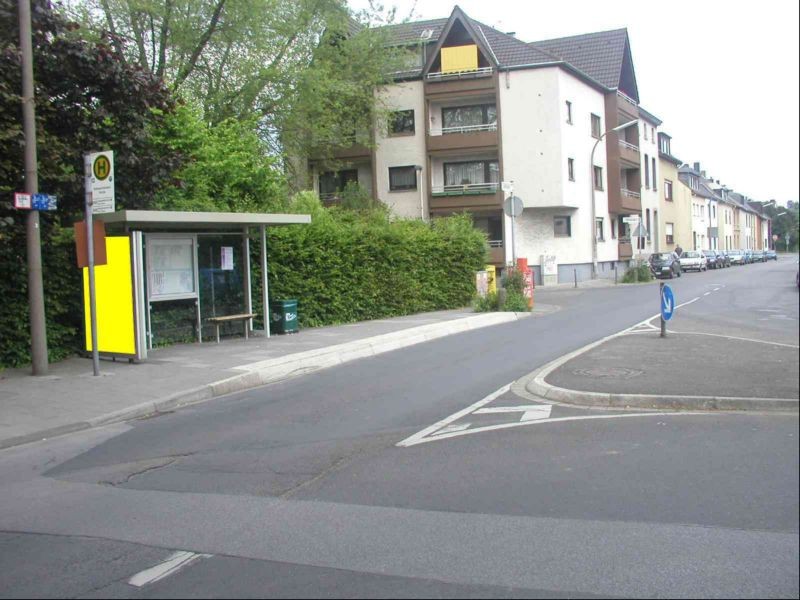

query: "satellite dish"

left=420, top=29, right=434, bottom=40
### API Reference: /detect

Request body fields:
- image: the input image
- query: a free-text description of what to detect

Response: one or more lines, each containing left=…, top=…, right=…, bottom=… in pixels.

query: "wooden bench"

left=207, top=313, right=257, bottom=343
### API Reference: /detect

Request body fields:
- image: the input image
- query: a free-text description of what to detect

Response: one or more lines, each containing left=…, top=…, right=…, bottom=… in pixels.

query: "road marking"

left=400, top=412, right=707, bottom=447
left=665, top=331, right=800, bottom=348
left=434, top=423, right=471, bottom=435
left=396, top=383, right=512, bottom=447
left=703, top=292, right=712, bottom=296
left=128, top=551, right=212, bottom=588
left=474, top=405, right=548, bottom=414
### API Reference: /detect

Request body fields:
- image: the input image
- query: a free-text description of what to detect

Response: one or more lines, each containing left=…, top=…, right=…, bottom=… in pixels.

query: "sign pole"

left=660, top=282, right=666, bottom=338
left=84, top=185, right=100, bottom=376
left=83, top=153, right=100, bottom=376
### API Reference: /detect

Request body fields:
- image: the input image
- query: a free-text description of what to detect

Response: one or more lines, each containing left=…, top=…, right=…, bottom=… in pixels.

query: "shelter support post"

left=243, top=227, right=252, bottom=333
left=261, top=225, right=270, bottom=338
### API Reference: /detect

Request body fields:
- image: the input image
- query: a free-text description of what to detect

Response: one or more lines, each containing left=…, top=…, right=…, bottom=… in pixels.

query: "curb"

left=512, top=355, right=799, bottom=414
left=1, top=311, right=533, bottom=451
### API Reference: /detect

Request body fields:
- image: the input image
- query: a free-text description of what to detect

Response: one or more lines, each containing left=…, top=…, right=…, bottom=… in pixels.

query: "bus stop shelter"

left=88, top=210, right=311, bottom=361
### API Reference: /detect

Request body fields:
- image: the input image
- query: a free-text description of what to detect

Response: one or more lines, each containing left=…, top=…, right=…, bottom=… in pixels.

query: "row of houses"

left=301, top=6, right=773, bottom=284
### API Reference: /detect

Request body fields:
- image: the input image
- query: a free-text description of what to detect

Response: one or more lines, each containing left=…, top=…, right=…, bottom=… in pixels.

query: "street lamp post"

left=590, top=119, right=638, bottom=278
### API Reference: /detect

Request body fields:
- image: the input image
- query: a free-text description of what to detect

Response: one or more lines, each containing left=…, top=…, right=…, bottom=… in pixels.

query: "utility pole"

left=19, top=0, right=48, bottom=375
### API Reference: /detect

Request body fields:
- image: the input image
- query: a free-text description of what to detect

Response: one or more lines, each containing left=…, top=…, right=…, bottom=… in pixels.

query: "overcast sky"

left=350, top=0, right=799, bottom=204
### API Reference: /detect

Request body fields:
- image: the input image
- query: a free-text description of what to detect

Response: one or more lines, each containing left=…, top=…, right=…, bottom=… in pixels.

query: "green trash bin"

left=271, top=299, right=298, bottom=334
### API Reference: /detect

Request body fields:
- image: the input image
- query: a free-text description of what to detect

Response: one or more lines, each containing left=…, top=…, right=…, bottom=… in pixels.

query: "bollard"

left=614, top=266, right=618, bottom=285
left=574, top=269, right=578, bottom=288
left=660, top=281, right=666, bottom=338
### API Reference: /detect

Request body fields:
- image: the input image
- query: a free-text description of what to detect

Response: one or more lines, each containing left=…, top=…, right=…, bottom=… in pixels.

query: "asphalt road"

left=1, top=257, right=798, bottom=599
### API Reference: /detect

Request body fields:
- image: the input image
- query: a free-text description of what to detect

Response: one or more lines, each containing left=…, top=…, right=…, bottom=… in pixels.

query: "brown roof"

left=531, top=29, right=630, bottom=89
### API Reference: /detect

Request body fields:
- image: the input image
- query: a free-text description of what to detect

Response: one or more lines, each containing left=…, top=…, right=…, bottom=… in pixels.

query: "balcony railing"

left=427, top=67, right=493, bottom=81
left=487, top=239, right=503, bottom=248
left=619, top=140, right=639, bottom=152
left=617, top=91, right=638, bottom=107
left=621, top=188, right=641, bottom=199
left=429, top=123, right=497, bottom=136
left=432, top=182, right=499, bottom=196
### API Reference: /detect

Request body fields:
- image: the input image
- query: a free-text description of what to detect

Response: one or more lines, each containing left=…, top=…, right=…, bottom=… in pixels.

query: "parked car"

left=766, top=249, right=778, bottom=261
left=754, top=249, right=768, bottom=263
left=679, top=250, right=707, bottom=272
left=743, top=249, right=754, bottom=264
left=703, top=250, right=721, bottom=269
left=728, top=250, right=745, bottom=265
left=718, top=251, right=731, bottom=268
left=649, top=252, right=682, bottom=279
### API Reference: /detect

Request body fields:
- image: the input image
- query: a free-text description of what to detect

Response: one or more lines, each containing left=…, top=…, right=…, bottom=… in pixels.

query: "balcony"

left=487, top=239, right=504, bottom=265
left=618, top=238, right=633, bottom=260
left=427, top=123, right=499, bottom=153
left=616, top=91, right=639, bottom=121
left=432, top=182, right=499, bottom=197
left=618, top=139, right=640, bottom=167
left=429, top=183, right=502, bottom=212
left=427, top=67, right=494, bottom=82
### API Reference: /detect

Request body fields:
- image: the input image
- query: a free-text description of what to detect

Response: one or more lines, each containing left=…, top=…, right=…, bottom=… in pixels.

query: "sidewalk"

left=0, top=304, right=557, bottom=449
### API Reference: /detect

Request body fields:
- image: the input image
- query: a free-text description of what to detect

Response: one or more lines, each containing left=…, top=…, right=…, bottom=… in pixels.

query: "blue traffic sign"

left=31, top=193, right=58, bottom=211
left=661, top=284, right=675, bottom=321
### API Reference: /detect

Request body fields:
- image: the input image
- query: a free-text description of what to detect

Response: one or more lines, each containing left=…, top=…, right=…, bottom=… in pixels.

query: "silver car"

left=679, top=250, right=707, bottom=272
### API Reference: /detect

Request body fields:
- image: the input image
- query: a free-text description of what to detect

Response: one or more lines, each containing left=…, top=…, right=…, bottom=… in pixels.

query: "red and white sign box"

left=14, top=192, right=31, bottom=209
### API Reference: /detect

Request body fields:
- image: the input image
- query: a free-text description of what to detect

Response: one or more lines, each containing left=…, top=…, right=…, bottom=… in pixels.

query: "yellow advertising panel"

left=84, top=236, right=136, bottom=356
left=485, top=265, right=497, bottom=294
left=441, top=45, right=478, bottom=73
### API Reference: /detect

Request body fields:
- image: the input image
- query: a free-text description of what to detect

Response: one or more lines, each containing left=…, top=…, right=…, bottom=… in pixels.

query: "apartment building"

left=638, top=108, right=661, bottom=254
left=307, top=7, right=658, bottom=283
left=657, top=133, right=692, bottom=253
left=679, top=163, right=721, bottom=250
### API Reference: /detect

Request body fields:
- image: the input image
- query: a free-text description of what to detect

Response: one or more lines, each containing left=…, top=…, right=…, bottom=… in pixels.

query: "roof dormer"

left=423, top=7, right=496, bottom=80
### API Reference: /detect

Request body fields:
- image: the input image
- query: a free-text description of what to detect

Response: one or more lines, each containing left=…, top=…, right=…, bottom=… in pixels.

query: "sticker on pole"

left=661, top=284, right=675, bottom=321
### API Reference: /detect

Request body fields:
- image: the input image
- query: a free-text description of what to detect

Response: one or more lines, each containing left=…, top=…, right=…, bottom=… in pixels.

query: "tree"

left=0, top=0, right=180, bottom=366
left=67, top=0, right=407, bottom=163
left=149, top=103, right=286, bottom=212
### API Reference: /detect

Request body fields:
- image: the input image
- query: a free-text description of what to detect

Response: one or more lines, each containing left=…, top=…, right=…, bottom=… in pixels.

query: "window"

left=643, top=125, right=648, bottom=141
left=646, top=209, right=651, bottom=241
left=611, top=219, right=617, bottom=239
left=591, top=114, right=602, bottom=138
left=644, top=154, right=650, bottom=189
left=652, top=157, right=657, bottom=191
left=651, top=126, right=655, bottom=141
left=593, top=166, right=604, bottom=190
left=474, top=215, right=503, bottom=245
left=665, top=222, right=674, bottom=245
left=554, top=216, right=571, bottom=237
left=444, top=160, right=499, bottom=188
left=665, top=179, right=673, bottom=201
left=568, top=158, right=575, bottom=181
left=319, top=169, right=358, bottom=197
left=595, top=218, right=604, bottom=241
left=389, top=110, right=415, bottom=136
left=566, top=101, right=573, bottom=125
left=442, top=104, right=497, bottom=131
left=389, top=166, right=417, bottom=191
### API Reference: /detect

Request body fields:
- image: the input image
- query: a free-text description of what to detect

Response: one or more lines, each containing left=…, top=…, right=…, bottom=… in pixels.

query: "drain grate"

left=573, top=367, right=643, bottom=379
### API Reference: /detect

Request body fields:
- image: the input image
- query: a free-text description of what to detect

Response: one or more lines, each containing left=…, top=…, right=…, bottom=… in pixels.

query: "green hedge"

left=263, top=194, right=487, bottom=328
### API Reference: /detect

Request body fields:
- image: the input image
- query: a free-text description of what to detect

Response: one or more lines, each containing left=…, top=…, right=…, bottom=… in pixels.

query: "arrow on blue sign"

left=661, top=284, right=675, bottom=321
left=31, top=193, right=58, bottom=211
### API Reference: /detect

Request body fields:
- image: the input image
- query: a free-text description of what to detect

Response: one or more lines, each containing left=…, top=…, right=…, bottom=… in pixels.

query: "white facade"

left=499, top=67, right=612, bottom=276
left=691, top=196, right=709, bottom=250
left=638, top=118, right=660, bottom=255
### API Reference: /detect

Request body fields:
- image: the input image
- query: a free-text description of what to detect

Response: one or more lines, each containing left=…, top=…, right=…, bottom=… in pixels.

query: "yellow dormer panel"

left=441, top=45, right=478, bottom=73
